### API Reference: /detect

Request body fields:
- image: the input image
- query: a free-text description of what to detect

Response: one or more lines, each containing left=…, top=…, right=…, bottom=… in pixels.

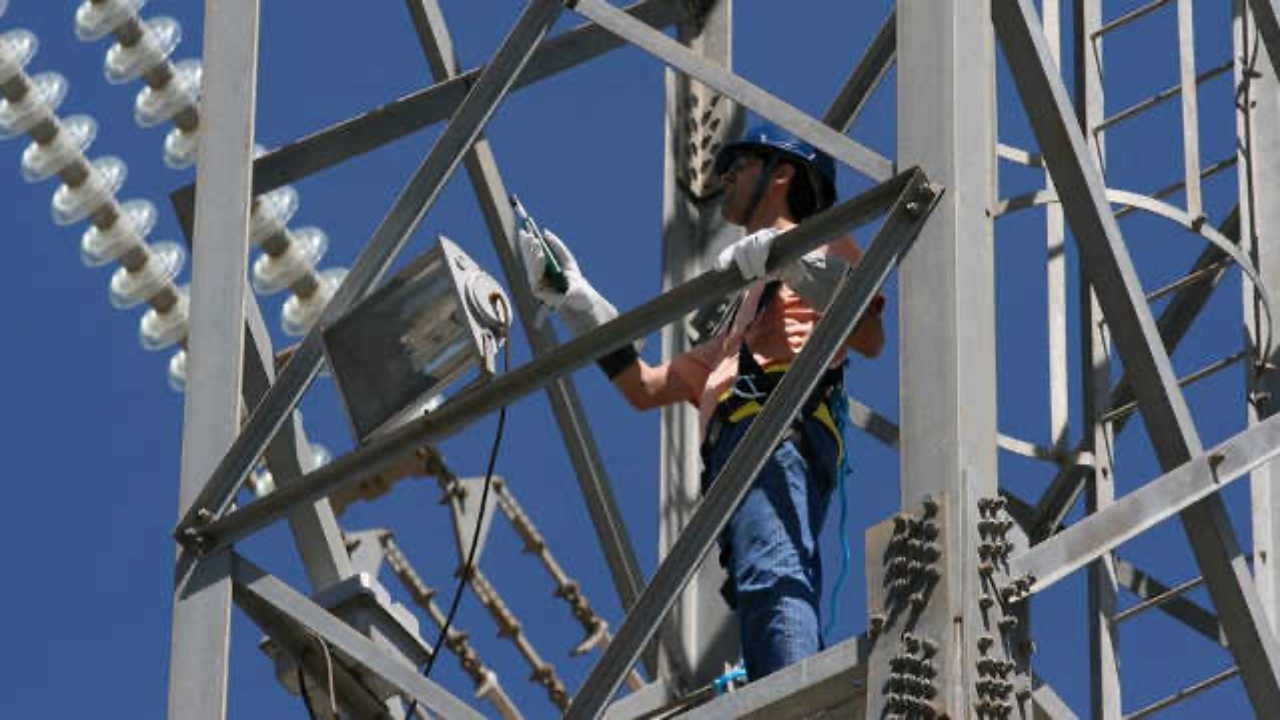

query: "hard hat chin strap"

left=741, top=153, right=780, bottom=231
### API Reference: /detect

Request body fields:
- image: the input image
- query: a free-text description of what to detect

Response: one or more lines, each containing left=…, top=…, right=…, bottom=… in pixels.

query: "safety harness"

left=699, top=280, right=849, bottom=611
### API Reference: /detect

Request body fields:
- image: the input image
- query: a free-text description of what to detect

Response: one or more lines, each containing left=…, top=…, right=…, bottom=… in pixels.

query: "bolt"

left=902, top=632, right=919, bottom=652
left=978, top=635, right=994, bottom=653
left=980, top=593, right=995, bottom=609
left=978, top=498, right=994, bottom=513
left=991, top=497, right=1007, bottom=511
left=922, top=495, right=939, bottom=516
left=893, top=514, right=910, bottom=533
left=870, top=613, right=887, bottom=634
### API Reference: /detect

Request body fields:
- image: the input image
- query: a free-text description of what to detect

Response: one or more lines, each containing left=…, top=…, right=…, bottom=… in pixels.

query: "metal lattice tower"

left=12, top=0, right=1280, bottom=717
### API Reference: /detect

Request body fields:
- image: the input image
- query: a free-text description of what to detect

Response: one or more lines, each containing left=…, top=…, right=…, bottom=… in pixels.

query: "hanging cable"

left=823, top=390, right=853, bottom=638
left=407, top=295, right=511, bottom=717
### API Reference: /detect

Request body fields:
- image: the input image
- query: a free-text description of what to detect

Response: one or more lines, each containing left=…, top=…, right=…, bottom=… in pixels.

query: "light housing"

left=323, top=237, right=510, bottom=443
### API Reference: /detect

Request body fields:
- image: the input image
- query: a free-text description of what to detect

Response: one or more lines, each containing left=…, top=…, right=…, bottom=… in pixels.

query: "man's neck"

left=744, top=216, right=797, bottom=234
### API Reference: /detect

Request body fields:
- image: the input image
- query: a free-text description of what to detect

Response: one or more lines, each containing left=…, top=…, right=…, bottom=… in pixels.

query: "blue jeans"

left=701, top=411, right=840, bottom=681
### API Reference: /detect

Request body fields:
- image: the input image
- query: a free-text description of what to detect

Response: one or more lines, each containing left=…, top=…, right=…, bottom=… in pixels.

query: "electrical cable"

left=406, top=295, right=511, bottom=718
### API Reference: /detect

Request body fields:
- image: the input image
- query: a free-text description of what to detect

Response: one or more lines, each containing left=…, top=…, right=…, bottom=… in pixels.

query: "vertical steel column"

left=657, top=0, right=741, bottom=687
left=1075, top=1, right=1122, bottom=715
left=1237, top=0, right=1280, bottom=628
left=402, top=0, right=646, bottom=633
left=894, top=3, right=998, bottom=717
left=1045, top=0, right=1070, bottom=454
left=1177, top=0, right=1205, bottom=223
left=166, top=1, right=260, bottom=717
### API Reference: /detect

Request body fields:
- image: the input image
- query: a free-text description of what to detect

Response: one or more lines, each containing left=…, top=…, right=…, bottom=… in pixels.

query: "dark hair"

left=779, top=158, right=820, bottom=220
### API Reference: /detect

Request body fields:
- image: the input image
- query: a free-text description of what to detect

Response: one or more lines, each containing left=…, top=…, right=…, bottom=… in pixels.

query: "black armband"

left=597, top=343, right=640, bottom=379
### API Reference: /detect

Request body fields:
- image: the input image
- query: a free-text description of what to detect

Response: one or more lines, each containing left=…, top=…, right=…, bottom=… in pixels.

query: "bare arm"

left=610, top=359, right=697, bottom=411
left=848, top=311, right=884, bottom=358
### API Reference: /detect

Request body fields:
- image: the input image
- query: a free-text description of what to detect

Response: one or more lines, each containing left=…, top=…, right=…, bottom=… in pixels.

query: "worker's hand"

left=518, top=227, right=620, bottom=336
left=715, top=228, right=781, bottom=280
left=519, top=228, right=580, bottom=309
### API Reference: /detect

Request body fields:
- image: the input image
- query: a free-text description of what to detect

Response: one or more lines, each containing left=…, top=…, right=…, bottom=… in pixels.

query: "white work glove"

left=518, top=228, right=619, bottom=337
left=715, top=227, right=781, bottom=280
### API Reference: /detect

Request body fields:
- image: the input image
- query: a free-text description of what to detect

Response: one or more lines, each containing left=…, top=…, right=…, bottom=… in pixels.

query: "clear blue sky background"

left=0, top=1, right=1260, bottom=717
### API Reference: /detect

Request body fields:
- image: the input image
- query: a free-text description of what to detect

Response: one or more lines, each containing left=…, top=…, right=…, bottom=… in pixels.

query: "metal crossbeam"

left=180, top=170, right=918, bottom=553
left=175, top=0, right=566, bottom=537
left=231, top=555, right=484, bottom=720
left=564, top=173, right=938, bottom=719
left=823, top=9, right=896, bottom=131
left=993, top=0, right=1280, bottom=712
left=1011, top=413, right=1280, bottom=607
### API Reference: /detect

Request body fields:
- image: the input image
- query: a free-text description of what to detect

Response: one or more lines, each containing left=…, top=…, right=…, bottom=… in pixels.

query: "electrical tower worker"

left=518, top=121, right=884, bottom=681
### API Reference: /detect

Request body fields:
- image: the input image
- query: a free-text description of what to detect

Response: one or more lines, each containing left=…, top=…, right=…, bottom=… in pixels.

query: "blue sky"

left=0, top=1, right=1261, bottom=717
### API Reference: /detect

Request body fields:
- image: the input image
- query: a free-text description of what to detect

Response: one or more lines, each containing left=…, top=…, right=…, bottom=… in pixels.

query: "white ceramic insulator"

left=109, top=239, right=184, bottom=309
left=282, top=267, right=347, bottom=337
left=134, top=57, right=200, bottom=127
left=51, top=155, right=126, bottom=226
left=167, top=348, right=187, bottom=393
left=74, top=0, right=146, bottom=42
left=252, top=227, right=327, bottom=295
left=81, top=198, right=155, bottom=266
left=139, top=284, right=188, bottom=350
left=0, top=71, right=68, bottom=139
left=0, top=29, right=38, bottom=84
left=21, top=114, right=97, bottom=183
left=163, top=125, right=197, bottom=168
left=249, top=185, right=300, bottom=245
left=104, top=15, right=180, bottom=84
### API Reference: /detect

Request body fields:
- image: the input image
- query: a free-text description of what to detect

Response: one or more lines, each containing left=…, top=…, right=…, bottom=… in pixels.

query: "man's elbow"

left=616, top=381, right=660, bottom=411
left=849, top=319, right=885, bottom=358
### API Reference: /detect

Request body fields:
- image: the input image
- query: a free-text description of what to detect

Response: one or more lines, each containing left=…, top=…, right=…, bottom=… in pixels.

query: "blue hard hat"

left=714, top=121, right=837, bottom=213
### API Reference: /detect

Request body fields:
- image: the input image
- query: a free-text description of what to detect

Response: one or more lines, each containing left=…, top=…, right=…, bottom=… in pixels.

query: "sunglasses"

left=719, top=152, right=765, bottom=177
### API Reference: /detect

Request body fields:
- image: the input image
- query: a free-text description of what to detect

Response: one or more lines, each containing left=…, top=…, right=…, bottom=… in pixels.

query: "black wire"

left=407, top=299, right=511, bottom=717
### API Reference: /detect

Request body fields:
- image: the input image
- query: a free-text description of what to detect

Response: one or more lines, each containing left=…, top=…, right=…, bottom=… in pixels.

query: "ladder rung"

left=1145, top=258, right=1232, bottom=304
left=1116, top=156, right=1238, bottom=220
left=1095, top=61, right=1232, bottom=134
left=1112, top=575, right=1204, bottom=623
left=1100, top=351, right=1248, bottom=424
left=1123, top=667, right=1239, bottom=720
left=1094, top=0, right=1175, bottom=39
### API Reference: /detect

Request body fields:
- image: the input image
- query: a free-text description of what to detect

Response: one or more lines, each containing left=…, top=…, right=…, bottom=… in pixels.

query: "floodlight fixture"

left=323, top=237, right=511, bottom=443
